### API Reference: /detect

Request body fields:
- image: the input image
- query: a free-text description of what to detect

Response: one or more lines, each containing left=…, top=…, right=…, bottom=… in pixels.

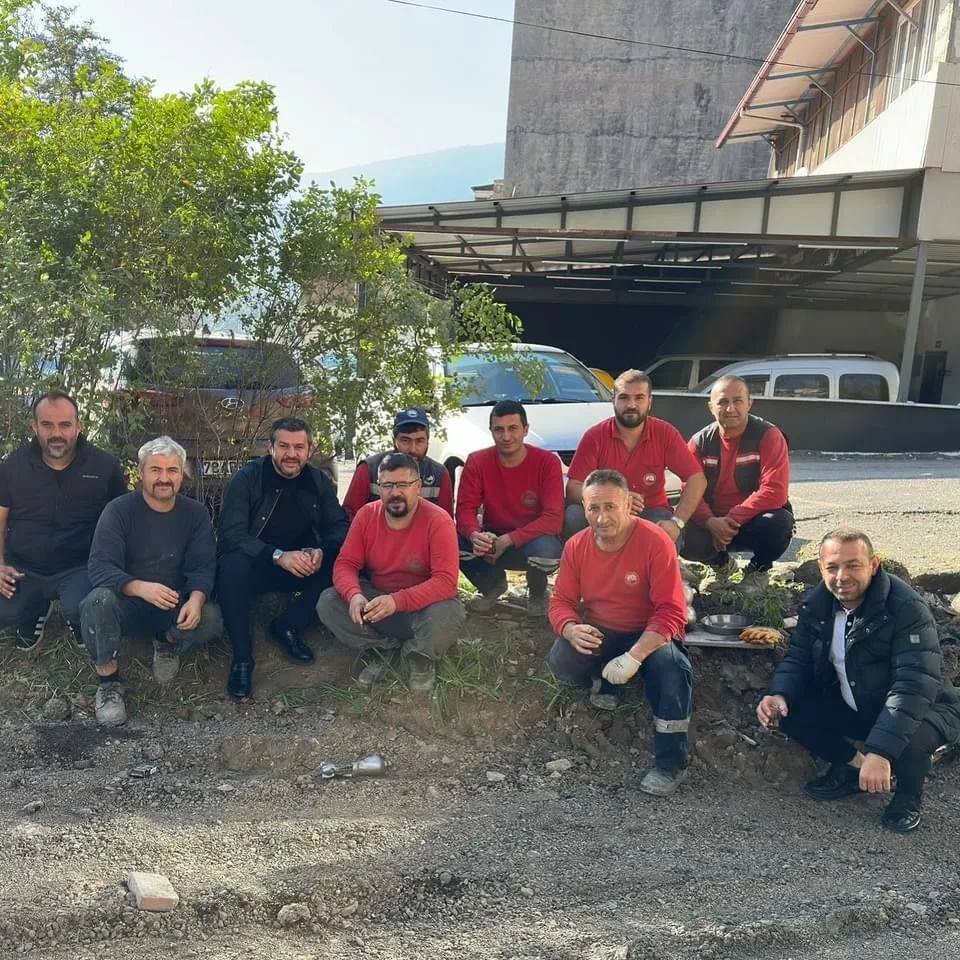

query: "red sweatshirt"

left=549, top=519, right=688, bottom=638
left=455, top=444, right=564, bottom=548
left=333, top=499, right=459, bottom=612
left=342, top=461, right=454, bottom=520
left=567, top=416, right=703, bottom=510
left=687, top=427, right=790, bottom=527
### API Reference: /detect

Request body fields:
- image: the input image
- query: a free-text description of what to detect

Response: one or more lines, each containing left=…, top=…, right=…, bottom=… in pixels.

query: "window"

left=773, top=374, right=830, bottom=399
left=839, top=373, right=890, bottom=402
left=647, top=359, right=693, bottom=390
left=742, top=375, right=770, bottom=397
left=886, top=0, right=946, bottom=106
left=698, top=359, right=734, bottom=379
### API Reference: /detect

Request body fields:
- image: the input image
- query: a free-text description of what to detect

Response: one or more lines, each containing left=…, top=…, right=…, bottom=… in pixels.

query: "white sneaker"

left=95, top=681, right=127, bottom=726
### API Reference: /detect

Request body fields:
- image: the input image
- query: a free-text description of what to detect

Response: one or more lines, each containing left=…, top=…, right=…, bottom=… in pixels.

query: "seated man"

left=342, top=407, right=453, bottom=520
left=546, top=469, right=692, bottom=796
left=682, top=375, right=793, bottom=584
left=81, top=436, right=222, bottom=726
left=757, top=528, right=960, bottom=833
left=0, top=391, right=126, bottom=648
left=564, top=369, right=706, bottom=545
left=216, top=417, right=349, bottom=701
left=456, top=400, right=564, bottom=616
left=317, top=452, right=464, bottom=693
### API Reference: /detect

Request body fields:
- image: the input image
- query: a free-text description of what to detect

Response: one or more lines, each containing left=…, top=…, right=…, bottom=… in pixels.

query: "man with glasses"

left=317, top=452, right=464, bottom=693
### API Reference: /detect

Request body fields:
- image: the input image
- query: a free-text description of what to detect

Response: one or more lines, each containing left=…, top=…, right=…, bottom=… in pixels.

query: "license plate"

left=201, top=459, right=244, bottom=477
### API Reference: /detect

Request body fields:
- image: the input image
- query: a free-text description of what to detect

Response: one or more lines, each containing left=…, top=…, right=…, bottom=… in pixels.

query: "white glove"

left=602, top=652, right=641, bottom=685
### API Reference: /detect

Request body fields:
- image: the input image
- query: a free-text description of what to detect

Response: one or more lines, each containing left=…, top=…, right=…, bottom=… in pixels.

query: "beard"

left=614, top=409, right=646, bottom=429
left=385, top=498, right=409, bottom=517
left=41, top=438, right=71, bottom=459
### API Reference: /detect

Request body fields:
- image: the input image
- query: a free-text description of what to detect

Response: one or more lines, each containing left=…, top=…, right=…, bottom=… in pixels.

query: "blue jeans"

left=547, top=629, right=693, bottom=772
left=0, top=565, right=91, bottom=629
left=459, top=533, right=563, bottom=599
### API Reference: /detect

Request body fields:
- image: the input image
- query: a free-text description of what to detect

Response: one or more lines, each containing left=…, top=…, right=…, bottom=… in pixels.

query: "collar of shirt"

left=606, top=416, right=651, bottom=449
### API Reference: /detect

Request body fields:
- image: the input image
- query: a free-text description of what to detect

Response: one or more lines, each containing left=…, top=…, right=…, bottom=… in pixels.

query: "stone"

left=21, top=799, right=44, bottom=815
left=339, top=899, right=359, bottom=917
left=518, top=886, right=534, bottom=898
left=127, top=872, right=180, bottom=912
left=544, top=758, right=573, bottom=774
left=41, top=696, right=70, bottom=722
left=277, top=902, right=311, bottom=927
left=486, top=771, right=506, bottom=783
left=142, top=742, right=164, bottom=762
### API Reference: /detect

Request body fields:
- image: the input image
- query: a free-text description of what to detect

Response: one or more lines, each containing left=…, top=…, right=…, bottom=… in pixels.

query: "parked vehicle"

left=694, top=354, right=900, bottom=402
left=644, top=354, right=754, bottom=391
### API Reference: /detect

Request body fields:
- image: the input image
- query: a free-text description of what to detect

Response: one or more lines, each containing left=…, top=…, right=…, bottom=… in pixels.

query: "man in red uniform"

left=342, top=408, right=453, bottom=520
left=547, top=468, right=692, bottom=796
left=565, top=369, right=706, bottom=544
left=456, top=400, right=564, bottom=616
left=682, top=376, right=793, bottom=584
left=317, top=452, right=464, bottom=694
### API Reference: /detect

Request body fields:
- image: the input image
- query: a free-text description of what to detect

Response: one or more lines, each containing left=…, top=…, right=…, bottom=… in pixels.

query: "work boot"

left=407, top=653, right=436, bottom=694
left=15, top=602, right=53, bottom=651
left=526, top=594, right=548, bottom=618
left=356, top=653, right=397, bottom=691
left=881, top=790, right=922, bottom=833
left=227, top=661, right=254, bottom=702
left=468, top=575, right=508, bottom=613
left=152, top=634, right=181, bottom=686
left=639, top=766, right=687, bottom=797
left=739, top=562, right=770, bottom=598
left=588, top=676, right=619, bottom=712
left=95, top=680, right=127, bottom=726
left=803, top=762, right=861, bottom=800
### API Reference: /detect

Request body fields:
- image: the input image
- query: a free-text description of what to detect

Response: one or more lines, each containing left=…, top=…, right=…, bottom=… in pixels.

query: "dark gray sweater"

left=88, top=493, right=216, bottom=598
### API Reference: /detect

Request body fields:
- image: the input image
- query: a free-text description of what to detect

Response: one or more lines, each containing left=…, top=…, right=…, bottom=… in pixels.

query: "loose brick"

left=127, top=872, right=180, bottom=912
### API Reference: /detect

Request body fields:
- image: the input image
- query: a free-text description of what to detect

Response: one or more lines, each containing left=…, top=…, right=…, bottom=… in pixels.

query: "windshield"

left=126, top=341, right=299, bottom=390
left=447, top=350, right=610, bottom=405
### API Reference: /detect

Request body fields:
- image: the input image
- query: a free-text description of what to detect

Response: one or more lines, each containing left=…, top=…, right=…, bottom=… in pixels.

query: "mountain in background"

left=306, top=142, right=505, bottom=206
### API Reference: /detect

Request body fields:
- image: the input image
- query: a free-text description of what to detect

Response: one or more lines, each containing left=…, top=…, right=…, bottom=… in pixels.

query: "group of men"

left=1, top=378, right=957, bottom=832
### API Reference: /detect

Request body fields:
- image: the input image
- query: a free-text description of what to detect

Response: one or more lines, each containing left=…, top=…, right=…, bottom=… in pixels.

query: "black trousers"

left=216, top=551, right=335, bottom=663
left=781, top=686, right=946, bottom=796
left=681, top=508, right=794, bottom=570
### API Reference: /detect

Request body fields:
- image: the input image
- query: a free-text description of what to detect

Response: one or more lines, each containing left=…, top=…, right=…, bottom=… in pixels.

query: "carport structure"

left=378, top=169, right=960, bottom=401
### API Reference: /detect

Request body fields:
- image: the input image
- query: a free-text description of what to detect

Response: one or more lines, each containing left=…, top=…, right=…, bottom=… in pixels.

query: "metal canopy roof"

left=378, top=168, right=960, bottom=310
left=717, top=0, right=891, bottom=147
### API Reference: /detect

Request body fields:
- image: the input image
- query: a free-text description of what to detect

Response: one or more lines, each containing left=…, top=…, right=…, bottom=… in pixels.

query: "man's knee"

left=563, top=504, right=587, bottom=540
left=645, top=643, right=693, bottom=693
left=216, top=551, right=255, bottom=591
left=80, top=587, right=120, bottom=621
left=197, top=601, right=223, bottom=641
left=545, top=636, right=593, bottom=687
left=411, top=600, right=465, bottom=658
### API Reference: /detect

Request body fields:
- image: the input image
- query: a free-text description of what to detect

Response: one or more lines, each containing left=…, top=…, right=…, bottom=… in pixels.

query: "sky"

left=68, top=0, right=516, bottom=172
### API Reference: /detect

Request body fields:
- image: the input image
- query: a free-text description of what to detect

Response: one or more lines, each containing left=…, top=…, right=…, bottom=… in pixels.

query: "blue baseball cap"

left=393, top=407, right=431, bottom=431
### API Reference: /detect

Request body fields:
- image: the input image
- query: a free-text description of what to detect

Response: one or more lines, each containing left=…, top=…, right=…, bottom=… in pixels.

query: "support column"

left=898, top=242, right=929, bottom=402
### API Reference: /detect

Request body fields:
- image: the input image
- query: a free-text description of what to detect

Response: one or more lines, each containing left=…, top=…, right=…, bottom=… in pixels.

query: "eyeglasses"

left=380, top=480, right=420, bottom=492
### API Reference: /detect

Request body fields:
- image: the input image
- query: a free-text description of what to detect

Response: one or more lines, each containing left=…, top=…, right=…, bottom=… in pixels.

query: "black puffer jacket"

left=769, top=570, right=960, bottom=761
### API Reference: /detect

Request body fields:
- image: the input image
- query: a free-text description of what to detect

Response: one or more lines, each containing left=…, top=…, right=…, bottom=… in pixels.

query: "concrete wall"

left=503, top=0, right=797, bottom=196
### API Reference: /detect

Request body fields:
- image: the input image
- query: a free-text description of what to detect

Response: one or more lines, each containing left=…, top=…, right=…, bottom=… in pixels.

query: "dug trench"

left=1, top=569, right=960, bottom=960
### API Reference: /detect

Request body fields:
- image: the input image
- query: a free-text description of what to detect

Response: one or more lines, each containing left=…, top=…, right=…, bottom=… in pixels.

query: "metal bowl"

left=701, top=613, right=750, bottom=636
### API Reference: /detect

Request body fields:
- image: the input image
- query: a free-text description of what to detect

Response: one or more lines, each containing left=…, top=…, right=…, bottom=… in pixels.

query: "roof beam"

left=879, top=0, right=919, bottom=29
left=766, top=67, right=839, bottom=82
left=748, top=97, right=817, bottom=111
left=797, top=15, right=879, bottom=31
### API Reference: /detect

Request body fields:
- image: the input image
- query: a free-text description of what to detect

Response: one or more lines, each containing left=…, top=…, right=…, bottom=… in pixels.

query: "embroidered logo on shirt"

left=407, top=556, right=426, bottom=574
left=520, top=490, right=538, bottom=508
left=623, top=571, right=640, bottom=586
left=643, top=472, right=657, bottom=486
left=910, top=634, right=921, bottom=644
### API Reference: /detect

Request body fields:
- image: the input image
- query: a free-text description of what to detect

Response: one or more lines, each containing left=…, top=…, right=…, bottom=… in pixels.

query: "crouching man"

left=758, top=528, right=960, bottom=833
left=80, top=437, right=222, bottom=725
left=317, top=453, right=465, bottom=694
left=546, top=469, right=692, bottom=796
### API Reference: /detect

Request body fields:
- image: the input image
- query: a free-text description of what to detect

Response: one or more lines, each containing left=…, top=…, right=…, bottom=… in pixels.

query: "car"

left=644, top=354, right=757, bottom=391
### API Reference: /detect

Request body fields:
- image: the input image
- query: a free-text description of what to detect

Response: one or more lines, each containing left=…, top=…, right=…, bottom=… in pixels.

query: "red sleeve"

left=726, top=428, right=790, bottom=527
left=644, top=527, right=689, bottom=640
left=664, top=425, right=704, bottom=482
left=510, top=452, right=564, bottom=547
left=392, top=511, right=460, bottom=612
left=566, top=428, right=598, bottom=484
left=548, top=537, right=583, bottom=635
left=342, top=463, right=371, bottom=521
left=332, top=509, right=368, bottom=603
left=687, top=438, right=714, bottom=524
left=437, top=469, right=454, bottom=518
left=455, top=454, right=483, bottom=539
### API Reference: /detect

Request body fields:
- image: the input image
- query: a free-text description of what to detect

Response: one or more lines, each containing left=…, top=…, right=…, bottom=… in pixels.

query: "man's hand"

left=657, top=519, right=682, bottom=543
left=859, top=753, right=892, bottom=794
left=491, top=533, right=513, bottom=561
left=363, top=594, right=398, bottom=624
left=706, top=516, right=738, bottom=549
left=348, top=594, right=368, bottom=625
left=562, top=623, right=604, bottom=656
left=0, top=563, right=23, bottom=600
left=276, top=550, right=315, bottom=578
left=757, top=694, right=788, bottom=729
left=301, top=547, right=323, bottom=573
left=470, top=531, right=496, bottom=557
left=135, top=581, right=180, bottom=611
left=602, top=652, right=642, bottom=685
left=628, top=492, right=646, bottom=517
left=176, top=594, right=204, bottom=631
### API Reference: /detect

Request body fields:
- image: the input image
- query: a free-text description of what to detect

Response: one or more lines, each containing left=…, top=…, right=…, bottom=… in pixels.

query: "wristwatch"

left=670, top=515, right=686, bottom=530
left=272, top=549, right=283, bottom=564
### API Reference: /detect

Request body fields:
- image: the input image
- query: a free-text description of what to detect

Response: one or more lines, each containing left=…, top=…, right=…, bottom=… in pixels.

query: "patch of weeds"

left=432, top=632, right=515, bottom=721
left=277, top=682, right=366, bottom=709
left=520, top=672, right=580, bottom=713
left=0, top=624, right=90, bottom=706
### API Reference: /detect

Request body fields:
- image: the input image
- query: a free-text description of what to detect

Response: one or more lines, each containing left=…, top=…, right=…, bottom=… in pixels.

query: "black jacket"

left=217, top=456, right=348, bottom=561
left=0, top=436, right=127, bottom=575
left=769, top=570, right=960, bottom=760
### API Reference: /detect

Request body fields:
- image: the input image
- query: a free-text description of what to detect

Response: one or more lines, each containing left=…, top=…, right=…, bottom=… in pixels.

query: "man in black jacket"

left=0, top=391, right=127, bottom=648
left=217, top=417, right=349, bottom=701
left=757, top=528, right=960, bottom=833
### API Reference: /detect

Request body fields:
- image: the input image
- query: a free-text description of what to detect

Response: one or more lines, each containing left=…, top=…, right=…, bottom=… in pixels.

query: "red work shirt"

left=688, top=427, right=790, bottom=527
left=333, top=499, right=459, bottom=612
left=567, top=417, right=703, bottom=510
left=549, top=518, right=688, bottom=638
left=455, top=444, right=564, bottom=548
left=342, top=461, right=454, bottom=520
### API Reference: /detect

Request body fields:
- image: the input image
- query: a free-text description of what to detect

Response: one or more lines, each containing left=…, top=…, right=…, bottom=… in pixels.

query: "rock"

left=783, top=617, right=798, bottom=630
left=21, top=799, right=44, bottom=815
left=486, top=771, right=506, bottom=783
left=270, top=700, right=286, bottom=716
left=277, top=902, right=311, bottom=927
left=905, top=902, right=927, bottom=916
left=339, top=899, right=359, bottom=917
left=142, top=742, right=164, bottom=762
left=519, top=886, right=534, bottom=898
left=952, top=593, right=960, bottom=615
left=127, top=872, right=180, bottom=912
left=544, top=758, right=573, bottom=774
left=217, top=783, right=236, bottom=793
left=41, top=697, right=70, bottom=722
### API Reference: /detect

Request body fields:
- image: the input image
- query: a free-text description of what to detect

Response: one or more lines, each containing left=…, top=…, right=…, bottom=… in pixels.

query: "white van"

left=695, top=354, right=900, bottom=402
left=644, top=354, right=752, bottom=391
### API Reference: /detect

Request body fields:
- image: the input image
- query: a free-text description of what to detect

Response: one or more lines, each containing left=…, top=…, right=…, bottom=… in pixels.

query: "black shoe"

left=804, top=763, right=862, bottom=800
left=15, top=602, right=53, bottom=650
left=268, top=621, right=315, bottom=664
left=227, top=661, right=254, bottom=701
left=882, top=792, right=922, bottom=833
